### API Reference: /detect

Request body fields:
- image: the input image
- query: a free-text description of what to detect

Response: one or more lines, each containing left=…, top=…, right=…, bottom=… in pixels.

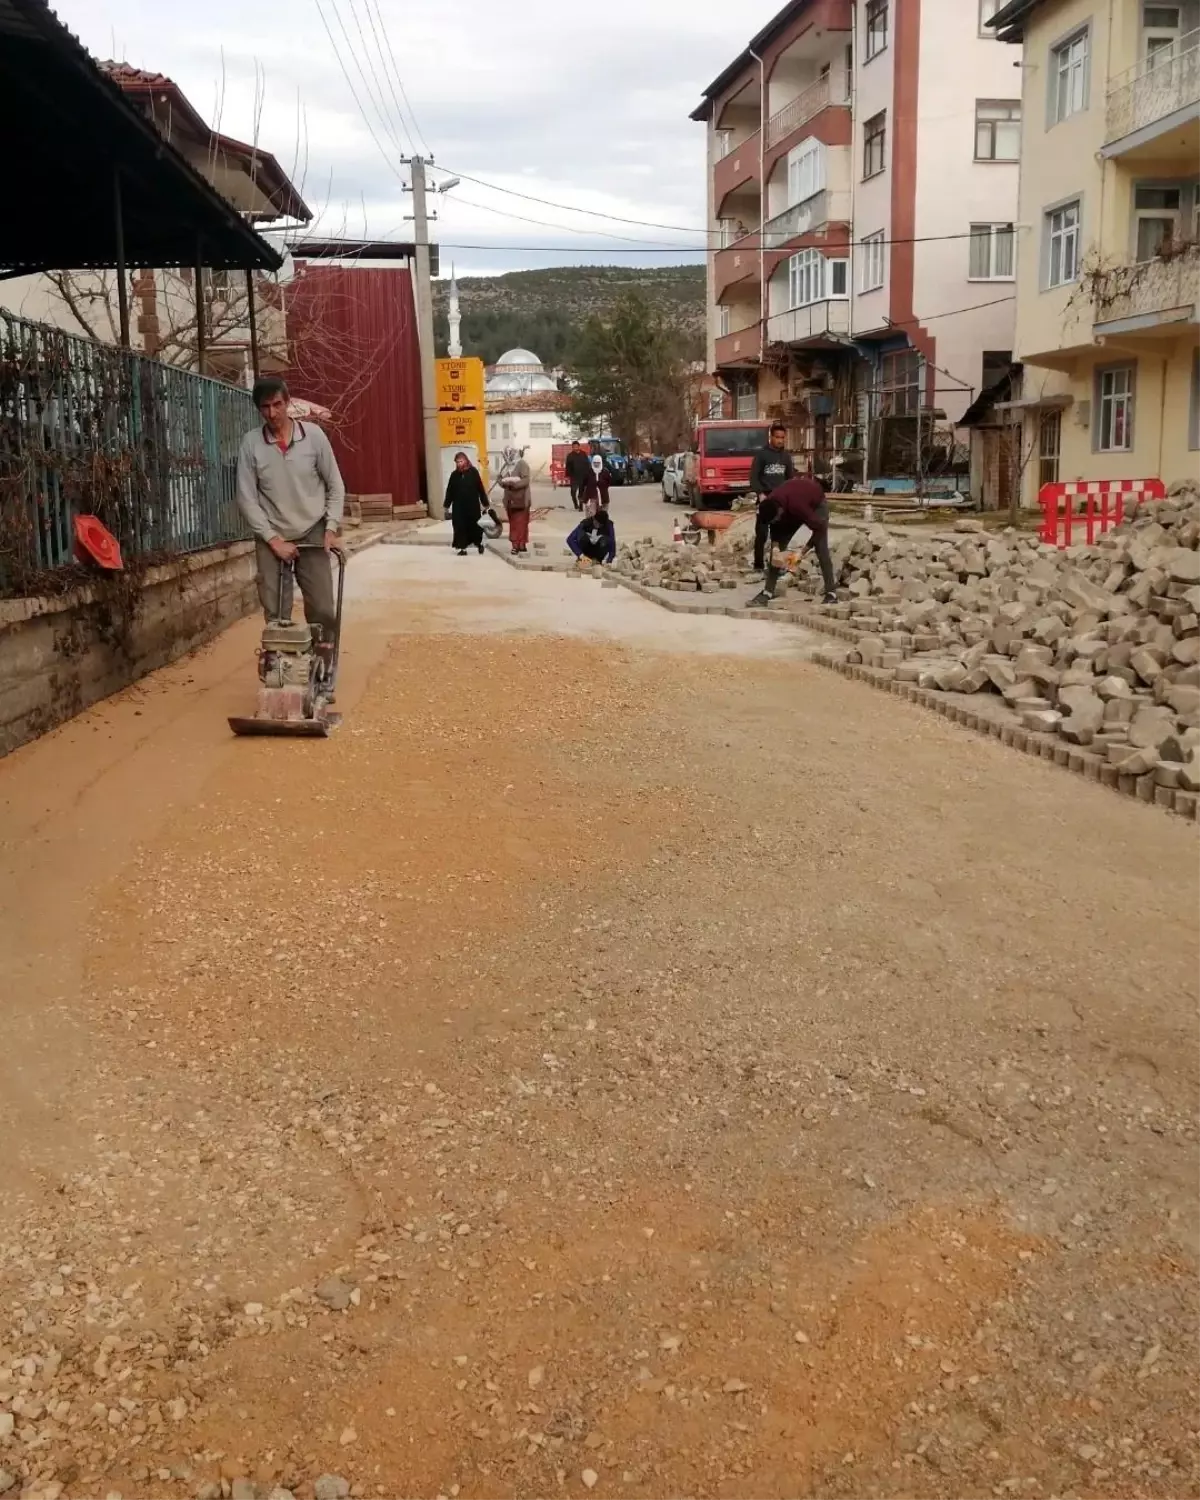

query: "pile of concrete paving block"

left=611, top=518, right=757, bottom=593
left=834, top=482, right=1200, bottom=792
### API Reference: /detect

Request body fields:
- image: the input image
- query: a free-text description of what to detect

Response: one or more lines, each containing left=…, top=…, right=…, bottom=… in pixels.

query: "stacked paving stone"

left=611, top=520, right=757, bottom=593
left=834, top=483, right=1200, bottom=794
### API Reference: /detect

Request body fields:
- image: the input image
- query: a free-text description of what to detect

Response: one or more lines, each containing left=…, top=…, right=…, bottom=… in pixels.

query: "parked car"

left=661, top=452, right=692, bottom=504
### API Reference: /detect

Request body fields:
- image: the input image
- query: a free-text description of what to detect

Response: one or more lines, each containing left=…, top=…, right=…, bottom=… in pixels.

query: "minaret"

left=447, top=264, right=462, bottom=358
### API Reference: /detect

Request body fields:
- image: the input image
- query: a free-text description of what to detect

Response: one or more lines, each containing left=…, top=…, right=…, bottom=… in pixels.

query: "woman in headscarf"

left=580, top=453, right=612, bottom=511
left=444, top=451, right=489, bottom=555
left=498, top=446, right=533, bottom=555
left=566, top=496, right=616, bottom=567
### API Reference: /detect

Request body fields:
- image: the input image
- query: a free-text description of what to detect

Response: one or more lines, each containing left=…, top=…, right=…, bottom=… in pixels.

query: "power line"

left=365, top=0, right=432, bottom=158
left=450, top=195, right=691, bottom=247
left=312, top=0, right=408, bottom=193
left=340, top=0, right=411, bottom=158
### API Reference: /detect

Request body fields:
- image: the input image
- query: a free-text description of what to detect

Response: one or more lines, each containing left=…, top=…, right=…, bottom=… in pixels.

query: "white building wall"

left=849, top=2, right=896, bottom=336
left=486, top=408, right=576, bottom=482
left=913, top=0, right=1020, bottom=420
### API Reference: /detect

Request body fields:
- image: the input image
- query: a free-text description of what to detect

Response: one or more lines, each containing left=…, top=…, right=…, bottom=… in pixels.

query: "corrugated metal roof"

left=0, top=0, right=282, bottom=273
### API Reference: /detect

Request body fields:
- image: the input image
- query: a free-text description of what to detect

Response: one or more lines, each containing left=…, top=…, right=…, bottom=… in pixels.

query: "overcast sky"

left=55, top=0, right=768, bottom=278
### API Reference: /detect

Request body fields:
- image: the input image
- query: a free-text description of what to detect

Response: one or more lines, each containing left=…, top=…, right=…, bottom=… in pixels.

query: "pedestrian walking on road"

left=567, top=498, right=616, bottom=566
left=236, top=376, right=345, bottom=638
left=580, top=453, right=612, bottom=511
left=499, top=446, right=533, bottom=555
left=747, top=422, right=796, bottom=573
left=745, top=472, right=838, bottom=608
left=564, top=440, right=590, bottom=510
left=444, top=451, right=489, bottom=555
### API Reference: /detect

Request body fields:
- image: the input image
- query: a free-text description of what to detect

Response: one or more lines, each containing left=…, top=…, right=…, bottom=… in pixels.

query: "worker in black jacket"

left=745, top=472, right=837, bottom=608
left=747, top=423, right=796, bottom=572
left=563, top=441, right=591, bottom=511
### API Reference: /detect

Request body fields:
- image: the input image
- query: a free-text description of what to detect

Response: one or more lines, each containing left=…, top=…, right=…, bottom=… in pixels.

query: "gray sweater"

left=236, top=420, right=346, bottom=542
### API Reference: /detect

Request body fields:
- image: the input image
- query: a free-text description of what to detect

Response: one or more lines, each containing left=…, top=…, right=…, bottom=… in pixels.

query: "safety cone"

left=672, top=521, right=684, bottom=545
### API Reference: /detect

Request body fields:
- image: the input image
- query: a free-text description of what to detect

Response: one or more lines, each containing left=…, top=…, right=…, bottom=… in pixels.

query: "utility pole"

left=408, top=157, right=444, bottom=519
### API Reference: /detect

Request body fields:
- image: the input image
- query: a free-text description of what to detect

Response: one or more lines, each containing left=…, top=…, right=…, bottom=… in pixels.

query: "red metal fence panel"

left=1038, top=478, right=1166, bottom=547
left=286, top=263, right=424, bottom=511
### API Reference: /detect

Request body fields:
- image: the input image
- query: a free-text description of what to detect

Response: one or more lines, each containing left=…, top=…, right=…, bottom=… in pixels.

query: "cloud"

left=53, top=0, right=764, bottom=274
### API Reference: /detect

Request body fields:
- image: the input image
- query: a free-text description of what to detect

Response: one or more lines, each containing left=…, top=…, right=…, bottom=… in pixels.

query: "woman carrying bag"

left=444, top=451, right=489, bottom=555
left=498, top=446, right=533, bottom=556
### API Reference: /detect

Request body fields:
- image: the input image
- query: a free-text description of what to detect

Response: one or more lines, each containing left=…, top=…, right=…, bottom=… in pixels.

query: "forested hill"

left=432, top=264, right=706, bottom=366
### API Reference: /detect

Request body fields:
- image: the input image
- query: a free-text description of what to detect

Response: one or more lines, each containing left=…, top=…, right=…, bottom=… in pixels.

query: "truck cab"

left=693, top=421, right=771, bottom=505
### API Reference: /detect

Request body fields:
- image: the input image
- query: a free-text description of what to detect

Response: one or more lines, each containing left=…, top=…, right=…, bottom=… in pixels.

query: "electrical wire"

left=341, top=0, right=411, bottom=157
left=365, top=0, right=432, bottom=158
left=312, top=0, right=409, bottom=193
left=449, top=195, right=694, bottom=247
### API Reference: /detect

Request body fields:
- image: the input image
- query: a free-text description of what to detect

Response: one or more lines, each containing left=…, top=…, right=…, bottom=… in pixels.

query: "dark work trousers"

left=753, top=501, right=772, bottom=571
left=569, top=480, right=585, bottom=510
left=773, top=502, right=837, bottom=595
left=254, top=519, right=337, bottom=638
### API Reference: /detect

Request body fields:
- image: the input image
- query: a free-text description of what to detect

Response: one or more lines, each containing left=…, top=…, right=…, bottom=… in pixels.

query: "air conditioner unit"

left=1074, top=400, right=1091, bottom=427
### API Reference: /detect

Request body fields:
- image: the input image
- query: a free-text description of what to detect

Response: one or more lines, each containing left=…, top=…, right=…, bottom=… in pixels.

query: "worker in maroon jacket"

left=745, top=472, right=838, bottom=608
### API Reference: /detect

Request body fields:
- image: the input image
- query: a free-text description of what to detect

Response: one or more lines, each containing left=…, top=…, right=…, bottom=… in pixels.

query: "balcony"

left=767, top=300, right=850, bottom=346
left=714, top=325, right=762, bottom=368
left=1104, top=30, right=1200, bottom=158
left=765, top=74, right=848, bottom=151
left=714, top=130, right=760, bottom=210
left=713, top=238, right=760, bottom=300
left=1092, top=244, right=1200, bottom=338
left=764, top=192, right=832, bottom=249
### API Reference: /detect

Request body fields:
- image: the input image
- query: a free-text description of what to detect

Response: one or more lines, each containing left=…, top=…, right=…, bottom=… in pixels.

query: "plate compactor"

left=228, top=545, right=346, bottom=739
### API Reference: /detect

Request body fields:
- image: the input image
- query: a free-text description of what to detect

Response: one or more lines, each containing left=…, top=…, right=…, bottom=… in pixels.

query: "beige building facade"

left=991, top=0, right=1199, bottom=506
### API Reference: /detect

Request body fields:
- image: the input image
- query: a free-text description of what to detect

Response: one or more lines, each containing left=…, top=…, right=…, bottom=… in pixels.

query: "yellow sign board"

left=436, top=357, right=485, bottom=412
left=438, top=408, right=487, bottom=448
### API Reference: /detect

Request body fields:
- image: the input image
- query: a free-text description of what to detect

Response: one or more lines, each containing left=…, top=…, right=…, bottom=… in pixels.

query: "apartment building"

left=989, top=0, right=1199, bottom=506
left=691, top=0, right=1020, bottom=484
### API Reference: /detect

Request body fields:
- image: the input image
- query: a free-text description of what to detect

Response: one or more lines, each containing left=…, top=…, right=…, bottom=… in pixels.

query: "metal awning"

left=0, top=0, right=282, bottom=276
left=993, top=394, right=1074, bottom=412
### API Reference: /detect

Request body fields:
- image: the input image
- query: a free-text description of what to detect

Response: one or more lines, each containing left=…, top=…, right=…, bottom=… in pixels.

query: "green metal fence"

left=0, top=309, right=255, bottom=580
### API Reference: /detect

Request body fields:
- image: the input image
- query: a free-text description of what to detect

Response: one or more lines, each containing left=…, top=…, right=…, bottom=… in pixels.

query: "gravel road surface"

left=0, top=541, right=1196, bottom=1500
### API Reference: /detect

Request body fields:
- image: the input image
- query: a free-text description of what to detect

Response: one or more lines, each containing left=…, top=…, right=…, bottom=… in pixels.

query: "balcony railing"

left=765, top=74, right=846, bottom=149
left=714, top=130, right=761, bottom=206
left=714, top=326, right=762, bottom=367
left=1092, top=243, right=1200, bottom=327
left=767, top=300, right=851, bottom=345
left=764, top=192, right=830, bottom=249
left=1105, top=29, right=1200, bottom=144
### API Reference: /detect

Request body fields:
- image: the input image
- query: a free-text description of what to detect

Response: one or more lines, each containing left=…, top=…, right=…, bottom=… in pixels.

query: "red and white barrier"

left=1038, top=478, right=1166, bottom=548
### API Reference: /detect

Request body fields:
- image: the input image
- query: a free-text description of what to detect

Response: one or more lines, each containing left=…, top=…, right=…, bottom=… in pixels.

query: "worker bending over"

left=745, top=473, right=838, bottom=608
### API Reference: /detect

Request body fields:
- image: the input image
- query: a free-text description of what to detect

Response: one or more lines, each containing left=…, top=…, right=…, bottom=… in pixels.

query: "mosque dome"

left=495, top=347, right=542, bottom=368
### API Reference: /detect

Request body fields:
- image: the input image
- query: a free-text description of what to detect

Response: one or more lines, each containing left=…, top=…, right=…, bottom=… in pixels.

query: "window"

left=1045, top=200, right=1081, bottom=287
left=1096, top=365, right=1135, bottom=451
left=1038, top=409, right=1061, bottom=488
left=788, top=249, right=825, bottom=307
left=1144, top=5, right=1183, bottom=70
left=865, top=0, right=888, bottom=59
left=863, top=111, right=887, bottom=178
left=859, top=230, right=886, bottom=290
left=1134, top=185, right=1183, bottom=260
left=715, top=129, right=734, bottom=161
left=1051, top=27, right=1090, bottom=123
left=787, top=252, right=849, bottom=307
left=979, top=0, right=1001, bottom=34
left=969, top=222, right=1016, bottom=279
left=975, top=100, right=1021, bottom=160
left=528, top=422, right=553, bottom=439
left=718, top=304, right=731, bottom=336
left=787, top=138, right=825, bottom=205
left=880, top=350, right=921, bottom=417
left=489, top=422, right=498, bottom=440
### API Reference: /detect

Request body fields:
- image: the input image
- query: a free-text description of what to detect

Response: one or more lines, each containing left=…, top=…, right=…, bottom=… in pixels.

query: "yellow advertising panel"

left=436, top=357, right=485, bottom=412
left=438, top=408, right=487, bottom=448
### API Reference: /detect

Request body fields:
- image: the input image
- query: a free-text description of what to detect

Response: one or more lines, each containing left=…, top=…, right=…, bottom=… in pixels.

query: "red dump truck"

left=677, top=420, right=772, bottom=507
